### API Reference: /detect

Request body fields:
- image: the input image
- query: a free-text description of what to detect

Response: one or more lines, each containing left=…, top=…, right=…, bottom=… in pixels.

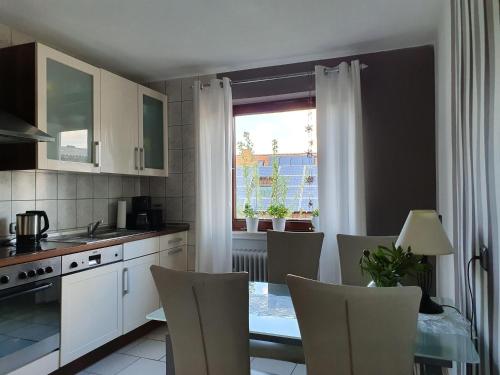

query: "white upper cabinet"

left=100, top=70, right=139, bottom=175
left=36, top=43, right=101, bottom=173
left=138, top=86, right=168, bottom=177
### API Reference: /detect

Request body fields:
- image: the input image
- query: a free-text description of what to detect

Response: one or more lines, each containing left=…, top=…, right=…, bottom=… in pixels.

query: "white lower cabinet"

left=122, top=253, right=160, bottom=334
left=60, top=262, right=123, bottom=366
left=159, top=244, right=188, bottom=271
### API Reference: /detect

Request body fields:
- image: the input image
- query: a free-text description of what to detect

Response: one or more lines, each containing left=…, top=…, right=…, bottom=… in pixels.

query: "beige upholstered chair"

left=267, top=230, right=324, bottom=284
left=287, top=275, right=421, bottom=375
left=337, top=234, right=397, bottom=286
left=151, top=266, right=268, bottom=375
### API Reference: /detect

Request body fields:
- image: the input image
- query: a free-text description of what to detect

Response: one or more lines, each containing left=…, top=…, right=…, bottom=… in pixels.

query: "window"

left=233, top=100, right=317, bottom=231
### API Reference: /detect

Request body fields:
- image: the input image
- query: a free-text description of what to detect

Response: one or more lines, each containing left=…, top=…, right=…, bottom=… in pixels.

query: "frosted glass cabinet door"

left=36, top=43, right=101, bottom=172
left=138, top=85, right=168, bottom=177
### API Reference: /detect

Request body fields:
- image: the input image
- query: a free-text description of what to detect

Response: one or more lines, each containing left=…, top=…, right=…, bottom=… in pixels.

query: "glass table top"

left=147, top=281, right=480, bottom=364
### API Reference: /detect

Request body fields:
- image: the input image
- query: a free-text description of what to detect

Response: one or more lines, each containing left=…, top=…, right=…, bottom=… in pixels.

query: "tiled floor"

left=78, top=324, right=306, bottom=375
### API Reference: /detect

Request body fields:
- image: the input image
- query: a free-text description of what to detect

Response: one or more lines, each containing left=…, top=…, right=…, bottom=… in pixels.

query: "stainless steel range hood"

left=0, top=109, right=54, bottom=143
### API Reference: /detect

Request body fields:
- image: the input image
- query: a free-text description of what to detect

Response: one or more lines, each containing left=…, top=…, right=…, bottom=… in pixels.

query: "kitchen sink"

left=49, top=229, right=148, bottom=244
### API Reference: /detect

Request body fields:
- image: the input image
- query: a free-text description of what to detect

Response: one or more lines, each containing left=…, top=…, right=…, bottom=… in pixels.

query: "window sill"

left=232, top=231, right=267, bottom=241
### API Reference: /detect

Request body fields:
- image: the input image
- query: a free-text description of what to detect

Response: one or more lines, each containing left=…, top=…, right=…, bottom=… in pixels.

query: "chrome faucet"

left=87, top=219, right=103, bottom=237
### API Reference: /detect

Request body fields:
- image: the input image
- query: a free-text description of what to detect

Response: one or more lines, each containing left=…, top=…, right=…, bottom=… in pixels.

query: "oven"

left=0, top=257, right=61, bottom=374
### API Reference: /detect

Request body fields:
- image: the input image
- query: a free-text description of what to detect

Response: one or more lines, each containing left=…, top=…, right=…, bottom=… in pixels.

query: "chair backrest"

left=337, top=234, right=397, bottom=286
left=267, top=230, right=324, bottom=284
left=287, top=275, right=421, bottom=375
left=150, top=266, right=250, bottom=375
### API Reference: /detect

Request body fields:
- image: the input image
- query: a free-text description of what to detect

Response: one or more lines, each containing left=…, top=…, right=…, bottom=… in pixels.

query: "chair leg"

left=165, top=333, right=175, bottom=375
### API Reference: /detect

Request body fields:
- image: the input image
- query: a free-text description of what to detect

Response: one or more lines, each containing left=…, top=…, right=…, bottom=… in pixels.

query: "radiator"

left=232, top=248, right=268, bottom=281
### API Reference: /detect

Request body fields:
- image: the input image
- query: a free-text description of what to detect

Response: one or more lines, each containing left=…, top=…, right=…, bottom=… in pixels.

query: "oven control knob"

left=70, top=262, right=78, bottom=269
left=45, top=266, right=54, bottom=274
left=18, top=271, right=28, bottom=279
left=37, top=268, right=45, bottom=275
left=0, top=275, right=9, bottom=284
left=27, top=270, right=36, bottom=278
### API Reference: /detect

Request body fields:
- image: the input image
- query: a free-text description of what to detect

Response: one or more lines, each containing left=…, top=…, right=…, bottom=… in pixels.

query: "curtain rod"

left=198, top=63, right=368, bottom=88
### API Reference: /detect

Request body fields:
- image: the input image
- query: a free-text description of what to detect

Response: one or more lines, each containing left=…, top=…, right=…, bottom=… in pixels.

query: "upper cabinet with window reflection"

left=0, top=42, right=168, bottom=176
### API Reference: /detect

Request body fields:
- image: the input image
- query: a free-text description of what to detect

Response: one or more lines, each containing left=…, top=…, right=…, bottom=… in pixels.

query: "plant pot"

left=245, top=217, right=259, bottom=233
left=272, top=218, right=286, bottom=232
left=311, top=216, right=320, bottom=231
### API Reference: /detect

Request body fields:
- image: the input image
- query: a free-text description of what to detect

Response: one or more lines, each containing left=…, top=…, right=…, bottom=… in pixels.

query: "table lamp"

left=396, top=210, right=454, bottom=314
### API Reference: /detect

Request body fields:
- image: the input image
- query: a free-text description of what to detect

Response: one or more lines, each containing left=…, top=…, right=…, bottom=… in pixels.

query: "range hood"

left=0, top=109, right=54, bottom=143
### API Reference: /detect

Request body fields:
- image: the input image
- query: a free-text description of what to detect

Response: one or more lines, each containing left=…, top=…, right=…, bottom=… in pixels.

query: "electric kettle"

left=9, top=210, right=50, bottom=245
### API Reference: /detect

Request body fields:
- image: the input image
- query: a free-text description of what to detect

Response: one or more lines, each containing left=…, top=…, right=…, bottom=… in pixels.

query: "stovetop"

left=0, top=241, right=73, bottom=260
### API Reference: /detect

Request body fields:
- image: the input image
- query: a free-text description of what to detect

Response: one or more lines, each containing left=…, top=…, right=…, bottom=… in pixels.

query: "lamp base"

left=419, top=293, right=443, bottom=314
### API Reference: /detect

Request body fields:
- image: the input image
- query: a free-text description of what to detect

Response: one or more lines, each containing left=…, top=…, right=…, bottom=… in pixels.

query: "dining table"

left=147, top=281, right=480, bottom=373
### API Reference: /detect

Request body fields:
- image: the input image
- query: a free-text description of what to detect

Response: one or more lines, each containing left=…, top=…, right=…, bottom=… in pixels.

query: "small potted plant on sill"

left=359, top=243, right=428, bottom=287
left=267, top=203, right=289, bottom=232
left=311, top=209, right=320, bottom=231
left=243, top=203, right=259, bottom=233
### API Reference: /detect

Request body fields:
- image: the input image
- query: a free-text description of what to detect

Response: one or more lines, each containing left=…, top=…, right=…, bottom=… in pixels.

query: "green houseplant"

left=311, top=209, right=320, bottom=231
left=268, top=139, right=288, bottom=231
left=243, top=203, right=259, bottom=233
left=359, top=243, right=428, bottom=287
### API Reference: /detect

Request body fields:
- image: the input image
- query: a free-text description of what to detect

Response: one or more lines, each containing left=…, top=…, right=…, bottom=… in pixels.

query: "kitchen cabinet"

left=138, top=86, right=168, bottom=177
left=100, top=70, right=139, bottom=175
left=122, top=253, right=160, bottom=333
left=60, top=261, right=123, bottom=365
left=0, top=42, right=101, bottom=172
left=159, top=232, right=188, bottom=271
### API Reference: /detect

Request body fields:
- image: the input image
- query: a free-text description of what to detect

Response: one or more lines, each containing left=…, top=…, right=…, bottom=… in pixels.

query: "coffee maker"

left=127, top=196, right=163, bottom=230
left=9, top=210, right=50, bottom=250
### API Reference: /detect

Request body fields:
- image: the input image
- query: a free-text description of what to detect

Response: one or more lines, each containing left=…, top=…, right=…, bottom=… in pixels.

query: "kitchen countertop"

left=0, top=223, right=190, bottom=268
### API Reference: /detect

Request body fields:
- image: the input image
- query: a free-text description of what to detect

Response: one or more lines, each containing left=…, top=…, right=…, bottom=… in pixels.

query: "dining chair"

left=287, top=275, right=421, bottom=375
left=150, top=266, right=271, bottom=375
left=267, top=230, right=324, bottom=284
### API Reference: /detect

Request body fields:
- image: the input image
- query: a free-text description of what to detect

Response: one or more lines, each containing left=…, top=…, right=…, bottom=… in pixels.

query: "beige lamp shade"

left=395, top=210, right=454, bottom=256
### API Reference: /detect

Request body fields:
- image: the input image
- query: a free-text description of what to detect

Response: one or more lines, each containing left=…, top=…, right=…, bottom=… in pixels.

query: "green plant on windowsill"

left=312, top=209, right=320, bottom=217
left=267, top=204, right=289, bottom=219
left=359, top=243, right=429, bottom=287
left=243, top=203, right=258, bottom=219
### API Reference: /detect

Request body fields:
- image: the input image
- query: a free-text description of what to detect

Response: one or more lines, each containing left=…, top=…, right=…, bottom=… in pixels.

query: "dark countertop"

left=0, top=223, right=190, bottom=268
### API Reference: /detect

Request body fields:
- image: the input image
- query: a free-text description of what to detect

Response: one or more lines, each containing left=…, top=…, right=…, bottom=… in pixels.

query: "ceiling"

left=0, top=0, right=442, bottom=81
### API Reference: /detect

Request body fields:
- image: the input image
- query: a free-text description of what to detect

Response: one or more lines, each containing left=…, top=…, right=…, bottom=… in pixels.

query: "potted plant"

left=359, top=243, right=428, bottom=287
left=267, top=203, right=289, bottom=231
left=311, top=209, right=320, bottom=231
left=243, top=203, right=259, bottom=233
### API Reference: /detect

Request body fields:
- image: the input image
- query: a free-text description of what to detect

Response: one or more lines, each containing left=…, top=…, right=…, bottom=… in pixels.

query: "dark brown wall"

left=220, top=45, right=436, bottom=235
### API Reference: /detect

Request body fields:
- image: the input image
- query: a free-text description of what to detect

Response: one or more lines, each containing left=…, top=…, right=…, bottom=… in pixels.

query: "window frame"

left=232, top=97, right=316, bottom=232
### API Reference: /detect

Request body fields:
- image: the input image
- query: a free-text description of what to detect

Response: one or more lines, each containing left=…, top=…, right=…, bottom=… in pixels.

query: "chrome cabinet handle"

left=94, top=141, right=101, bottom=167
left=134, top=147, right=139, bottom=170
left=168, top=246, right=183, bottom=255
left=140, top=148, right=145, bottom=170
left=123, top=267, right=129, bottom=294
left=168, top=238, right=182, bottom=245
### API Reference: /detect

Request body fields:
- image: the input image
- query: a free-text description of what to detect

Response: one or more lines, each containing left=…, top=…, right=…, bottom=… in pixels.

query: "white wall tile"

left=12, top=171, right=35, bottom=200
left=149, top=177, right=166, bottom=197
left=11, top=200, right=35, bottom=220
left=165, top=79, right=182, bottom=102
left=57, top=200, right=76, bottom=230
left=123, top=176, right=140, bottom=197
left=168, top=150, right=182, bottom=174
left=181, top=100, right=193, bottom=125
left=93, top=198, right=109, bottom=224
left=76, top=199, right=93, bottom=228
left=35, top=200, right=57, bottom=232
left=0, top=171, right=11, bottom=201
left=147, top=81, right=165, bottom=94
left=168, top=125, right=183, bottom=149
left=165, top=173, right=182, bottom=197
left=77, top=174, right=93, bottom=199
left=181, top=78, right=194, bottom=101
left=182, top=197, right=195, bottom=221
left=140, top=177, right=150, bottom=195
left=93, top=175, right=109, bottom=198
left=182, top=125, right=194, bottom=149
left=36, top=171, right=57, bottom=200
left=182, top=149, right=195, bottom=174
left=57, top=173, right=77, bottom=199
left=108, top=198, right=119, bottom=225
left=165, top=198, right=182, bottom=221
left=182, top=173, right=194, bottom=197
left=168, top=102, right=182, bottom=126
left=108, top=176, right=123, bottom=198
left=0, top=201, right=11, bottom=236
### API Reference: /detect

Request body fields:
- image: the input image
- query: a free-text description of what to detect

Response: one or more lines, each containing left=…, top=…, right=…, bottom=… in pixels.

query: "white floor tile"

left=251, top=357, right=297, bottom=375
left=84, top=353, right=139, bottom=375
left=145, top=324, right=169, bottom=341
left=291, top=364, right=307, bottom=375
left=119, top=338, right=166, bottom=360
left=116, top=338, right=145, bottom=355
left=159, top=355, right=166, bottom=362
left=116, top=358, right=166, bottom=375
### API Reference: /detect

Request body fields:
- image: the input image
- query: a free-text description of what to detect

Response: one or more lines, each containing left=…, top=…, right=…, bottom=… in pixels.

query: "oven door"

left=0, top=276, right=61, bottom=375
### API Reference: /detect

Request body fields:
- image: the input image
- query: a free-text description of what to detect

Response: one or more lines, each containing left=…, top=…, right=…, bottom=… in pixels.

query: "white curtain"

left=315, top=61, right=366, bottom=283
left=194, top=77, right=233, bottom=273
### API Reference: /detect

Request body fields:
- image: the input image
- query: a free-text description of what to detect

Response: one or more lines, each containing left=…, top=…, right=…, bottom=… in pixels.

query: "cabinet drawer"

left=123, top=237, right=159, bottom=260
left=159, top=232, right=187, bottom=251
left=159, top=244, right=187, bottom=271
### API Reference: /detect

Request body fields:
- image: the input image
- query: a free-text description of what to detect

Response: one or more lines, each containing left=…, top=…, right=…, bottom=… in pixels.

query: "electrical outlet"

left=479, top=245, right=489, bottom=271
